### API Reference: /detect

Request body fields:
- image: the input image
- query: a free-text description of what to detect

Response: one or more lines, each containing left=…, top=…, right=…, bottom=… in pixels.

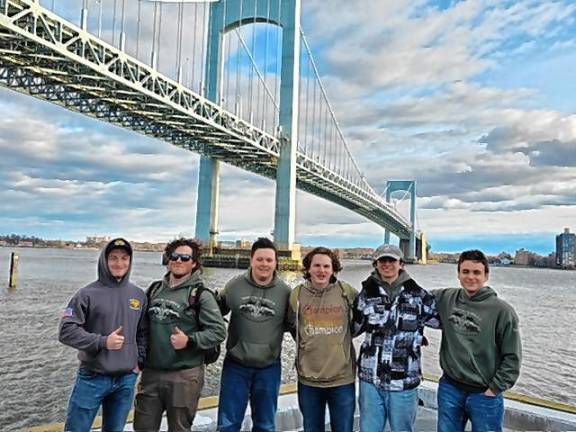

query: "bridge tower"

left=195, top=0, right=301, bottom=254
left=383, top=180, right=417, bottom=262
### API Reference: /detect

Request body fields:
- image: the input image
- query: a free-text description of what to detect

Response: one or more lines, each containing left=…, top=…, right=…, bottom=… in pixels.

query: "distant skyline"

left=0, top=230, right=564, bottom=256
left=1, top=0, right=575, bottom=256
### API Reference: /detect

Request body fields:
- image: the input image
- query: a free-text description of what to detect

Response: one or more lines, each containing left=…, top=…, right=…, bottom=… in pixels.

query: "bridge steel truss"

left=0, top=0, right=414, bottom=241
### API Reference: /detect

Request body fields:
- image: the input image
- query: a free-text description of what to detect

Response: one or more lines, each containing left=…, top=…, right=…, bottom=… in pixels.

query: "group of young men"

left=352, top=244, right=521, bottom=432
left=59, top=236, right=521, bottom=432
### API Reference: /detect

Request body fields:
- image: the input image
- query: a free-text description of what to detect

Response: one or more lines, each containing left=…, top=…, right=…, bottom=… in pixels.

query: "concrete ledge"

left=418, top=381, right=576, bottom=432
left=26, top=382, right=576, bottom=431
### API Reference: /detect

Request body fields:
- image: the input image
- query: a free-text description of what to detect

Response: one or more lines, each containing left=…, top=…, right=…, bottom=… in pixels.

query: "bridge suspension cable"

left=298, top=29, right=376, bottom=196
left=213, top=0, right=282, bottom=136
left=37, top=0, right=374, bottom=192
left=3, top=0, right=411, bottom=237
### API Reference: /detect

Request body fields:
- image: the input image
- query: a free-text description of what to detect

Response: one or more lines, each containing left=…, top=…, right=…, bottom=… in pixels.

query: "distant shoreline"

left=1, top=245, right=573, bottom=271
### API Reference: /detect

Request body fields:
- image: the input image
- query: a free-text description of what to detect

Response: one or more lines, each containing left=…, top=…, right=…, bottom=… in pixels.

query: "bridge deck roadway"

left=0, top=0, right=414, bottom=239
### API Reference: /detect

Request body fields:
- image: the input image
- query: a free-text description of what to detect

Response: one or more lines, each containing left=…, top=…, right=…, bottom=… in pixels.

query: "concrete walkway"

left=108, top=381, right=576, bottom=431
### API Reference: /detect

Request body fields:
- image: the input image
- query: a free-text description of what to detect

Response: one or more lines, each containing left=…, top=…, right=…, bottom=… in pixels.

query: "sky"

left=1, top=0, right=575, bottom=255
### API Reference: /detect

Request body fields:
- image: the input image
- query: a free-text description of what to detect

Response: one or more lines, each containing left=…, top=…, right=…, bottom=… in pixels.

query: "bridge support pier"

left=274, top=135, right=297, bottom=252
left=194, top=0, right=226, bottom=252
left=383, top=180, right=417, bottom=262
left=195, top=156, right=220, bottom=254
left=273, top=0, right=301, bottom=255
left=400, top=234, right=427, bottom=263
left=399, top=239, right=410, bottom=263
left=195, top=0, right=301, bottom=258
left=416, top=232, right=427, bottom=264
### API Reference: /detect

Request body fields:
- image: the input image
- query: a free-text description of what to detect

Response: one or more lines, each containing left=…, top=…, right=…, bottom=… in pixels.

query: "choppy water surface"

left=0, top=247, right=575, bottom=430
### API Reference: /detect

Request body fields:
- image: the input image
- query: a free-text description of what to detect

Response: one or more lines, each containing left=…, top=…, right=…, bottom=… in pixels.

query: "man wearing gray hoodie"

left=59, top=238, right=148, bottom=432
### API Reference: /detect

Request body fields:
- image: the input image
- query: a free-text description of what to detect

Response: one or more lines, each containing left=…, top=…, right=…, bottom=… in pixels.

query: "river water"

left=0, top=247, right=575, bottom=430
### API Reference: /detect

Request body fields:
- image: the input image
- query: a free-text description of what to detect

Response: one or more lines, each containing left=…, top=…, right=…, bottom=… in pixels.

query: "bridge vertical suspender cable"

left=263, top=0, right=271, bottom=130
left=97, top=0, right=103, bottom=39
left=45, top=0, right=372, bottom=196
left=234, top=0, right=243, bottom=116
left=151, top=1, right=157, bottom=68
left=120, top=0, right=125, bottom=48
left=232, top=30, right=279, bottom=110
left=111, top=0, right=117, bottom=47
left=136, top=0, right=141, bottom=60
left=222, top=0, right=228, bottom=107
left=157, top=3, right=163, bottom=71
left=0, top=0, right=415, bottom=246
left=190, top=3, right=198, bottom=91
left=203, top=1, right=210, bottom=94
left=248, top=0, right=256, bottom=124
left=175, top=2, right=181, bottom=82
left=299, top=30, right=375, bottom=194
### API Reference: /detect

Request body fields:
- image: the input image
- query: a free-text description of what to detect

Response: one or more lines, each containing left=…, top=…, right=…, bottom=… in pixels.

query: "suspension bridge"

left=0, top=0, right=426, bottom=261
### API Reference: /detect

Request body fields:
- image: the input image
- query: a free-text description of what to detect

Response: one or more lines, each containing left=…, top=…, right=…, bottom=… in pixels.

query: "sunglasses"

left=169, top=253, right=193, bottom=262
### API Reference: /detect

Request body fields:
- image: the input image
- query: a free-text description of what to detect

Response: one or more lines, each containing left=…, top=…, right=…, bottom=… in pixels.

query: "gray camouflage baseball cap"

left=373, top=244, right=404, bottom=262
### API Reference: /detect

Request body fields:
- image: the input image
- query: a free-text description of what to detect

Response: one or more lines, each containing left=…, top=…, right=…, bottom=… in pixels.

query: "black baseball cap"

left=105, top=238, right=133, bottom=258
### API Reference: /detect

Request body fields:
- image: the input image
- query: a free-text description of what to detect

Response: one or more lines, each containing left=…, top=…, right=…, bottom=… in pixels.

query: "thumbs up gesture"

left=106, top=326, right=125, bottom=350
left=170, top=326, right=189, bottom=350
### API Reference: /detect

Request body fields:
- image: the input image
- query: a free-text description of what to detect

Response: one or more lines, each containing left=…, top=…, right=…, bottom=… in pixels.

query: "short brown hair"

left=457, top=249, right=489, bottom=274
left=302, top=247, right=342, bottom=283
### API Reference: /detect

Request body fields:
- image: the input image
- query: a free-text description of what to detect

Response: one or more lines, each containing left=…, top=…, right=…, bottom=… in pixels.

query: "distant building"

left=86, top=236, right=111, bottom=244
left=217, top=241, right=236, bottom=249
left=514, top=248, right=536, bottom=266
left=235, top=239, right=251, bottom=249
left=547, top=252, right=556, bottom=268
left=428, top=252, right=459, bottom=264
left=495, top=252, right=513, bottom=265
left=556, top=228, right=576, bottom=269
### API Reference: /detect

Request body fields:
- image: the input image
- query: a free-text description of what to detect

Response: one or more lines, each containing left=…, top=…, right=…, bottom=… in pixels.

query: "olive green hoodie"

left=218, top=270, right=291, bottom=368
left=146, top=271, right=226, bottom=370
left=433, top=286, right=521, bottom=394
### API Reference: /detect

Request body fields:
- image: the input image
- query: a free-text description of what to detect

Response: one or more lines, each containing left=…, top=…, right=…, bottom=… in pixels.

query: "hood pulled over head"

left=98, top=238, right=133, bottom=287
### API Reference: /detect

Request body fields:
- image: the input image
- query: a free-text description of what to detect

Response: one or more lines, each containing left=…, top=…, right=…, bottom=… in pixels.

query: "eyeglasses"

left=169, top=253, right=193, bottom=262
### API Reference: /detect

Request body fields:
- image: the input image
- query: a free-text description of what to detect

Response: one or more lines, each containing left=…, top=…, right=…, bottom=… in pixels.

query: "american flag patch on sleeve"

left=62, top=307, right=74, bottom=318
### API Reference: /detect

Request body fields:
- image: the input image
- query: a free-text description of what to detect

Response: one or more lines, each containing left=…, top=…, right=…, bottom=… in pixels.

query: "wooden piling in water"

left=9, top=252, right=18, bottom=288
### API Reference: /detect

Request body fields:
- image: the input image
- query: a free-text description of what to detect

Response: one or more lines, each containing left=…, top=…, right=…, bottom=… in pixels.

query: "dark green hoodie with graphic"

left=218, top=270, right=291, bottom=368
left=433, top=286, right=522, bottom=394
left=146, top=271, right=226, bottom=370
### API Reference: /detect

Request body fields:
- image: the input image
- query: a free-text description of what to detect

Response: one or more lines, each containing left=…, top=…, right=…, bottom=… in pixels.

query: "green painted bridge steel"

left=0, top=0, right=416, bottom=248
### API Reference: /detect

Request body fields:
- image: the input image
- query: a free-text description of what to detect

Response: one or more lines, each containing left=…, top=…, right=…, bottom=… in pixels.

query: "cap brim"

left=376, top=253, right=402, bottom=260
left=110, top=245, right=131, bottom=252
left=106, top=245, right=132, bottom=256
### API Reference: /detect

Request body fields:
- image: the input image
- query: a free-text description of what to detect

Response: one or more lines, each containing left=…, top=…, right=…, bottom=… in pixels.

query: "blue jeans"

left=359, top=380, right=418, bottom=432
left=298, top=382, right=355, bottom=432
left=65, top=368, right=137, bottom=432
left=217, top=358, right=281, bottom=432
left=437, top=377, right=504, bottom=432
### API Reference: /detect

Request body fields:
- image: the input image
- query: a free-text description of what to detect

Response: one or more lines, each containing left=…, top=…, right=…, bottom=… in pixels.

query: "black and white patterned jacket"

left=352, top=270, right=440, bottom=391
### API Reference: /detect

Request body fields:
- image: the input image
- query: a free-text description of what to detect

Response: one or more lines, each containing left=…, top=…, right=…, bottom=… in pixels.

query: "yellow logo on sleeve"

left=129, top=298, right=141, bottom=310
